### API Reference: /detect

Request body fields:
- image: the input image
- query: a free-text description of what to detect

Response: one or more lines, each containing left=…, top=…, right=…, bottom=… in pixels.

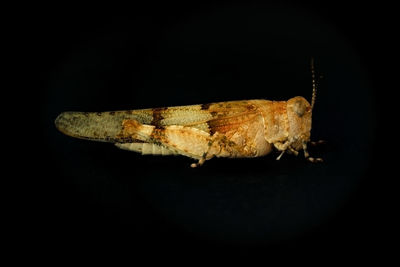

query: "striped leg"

left=115, top=142, right=177, bottom=156
left=118, top=119, right=216, bottom=164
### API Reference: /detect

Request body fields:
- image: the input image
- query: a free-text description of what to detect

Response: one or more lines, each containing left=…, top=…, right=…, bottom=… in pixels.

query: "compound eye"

left=293, top=100, right=306, bottom=117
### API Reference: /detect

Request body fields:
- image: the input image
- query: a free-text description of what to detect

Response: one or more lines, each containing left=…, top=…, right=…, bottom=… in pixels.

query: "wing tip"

left=54, top=111, right=75, bottom=137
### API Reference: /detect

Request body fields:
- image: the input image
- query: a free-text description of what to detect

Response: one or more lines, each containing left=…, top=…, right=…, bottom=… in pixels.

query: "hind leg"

left=118, top=119, right=263, bottom=167
left=119, top=119, right=216, bottom=164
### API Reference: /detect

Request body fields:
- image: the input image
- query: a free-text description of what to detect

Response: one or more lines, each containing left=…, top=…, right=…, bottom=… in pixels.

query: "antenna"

left=311, top=57, right=317, bottom=110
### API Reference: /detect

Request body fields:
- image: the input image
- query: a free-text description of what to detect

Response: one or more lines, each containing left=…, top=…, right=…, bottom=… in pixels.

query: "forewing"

left=55, top=100, right=260, bottom=142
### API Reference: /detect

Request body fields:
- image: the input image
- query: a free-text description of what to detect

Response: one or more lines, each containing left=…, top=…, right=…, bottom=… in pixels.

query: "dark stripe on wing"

left=151, top=107, right=168, bottom=127
left=201, top=103, right=211, bottom=110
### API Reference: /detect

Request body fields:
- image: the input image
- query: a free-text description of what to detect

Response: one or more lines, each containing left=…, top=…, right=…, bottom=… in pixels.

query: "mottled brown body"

left=55, top=59, right=323, bottom=166
left=55, top=96, right=321, bottom=167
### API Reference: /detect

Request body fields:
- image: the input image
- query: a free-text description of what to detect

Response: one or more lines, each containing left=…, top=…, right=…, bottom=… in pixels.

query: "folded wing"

left=55, top=100, right=261, bottom=142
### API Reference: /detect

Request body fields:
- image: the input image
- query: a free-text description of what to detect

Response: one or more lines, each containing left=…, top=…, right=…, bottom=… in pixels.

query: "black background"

left=33, top=0, right=389, bottom=258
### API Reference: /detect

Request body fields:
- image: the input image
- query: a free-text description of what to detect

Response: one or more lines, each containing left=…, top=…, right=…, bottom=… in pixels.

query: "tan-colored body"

left=55, top=96, right=320, bottom=167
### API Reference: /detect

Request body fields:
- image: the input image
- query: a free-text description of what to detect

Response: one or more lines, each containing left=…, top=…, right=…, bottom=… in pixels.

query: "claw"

left=307, top=157, right=323, bottom=163
left=276, top=150, right=285, bottom=160
left=288, top=147, right=299, bottom=156
left=191, top=157, right=206, bottom=168
left=310, top=140, right=326, bottom=146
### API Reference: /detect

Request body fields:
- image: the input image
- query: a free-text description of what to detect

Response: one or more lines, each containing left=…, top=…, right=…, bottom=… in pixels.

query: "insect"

left=55, top=59, right=323, bottom=167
